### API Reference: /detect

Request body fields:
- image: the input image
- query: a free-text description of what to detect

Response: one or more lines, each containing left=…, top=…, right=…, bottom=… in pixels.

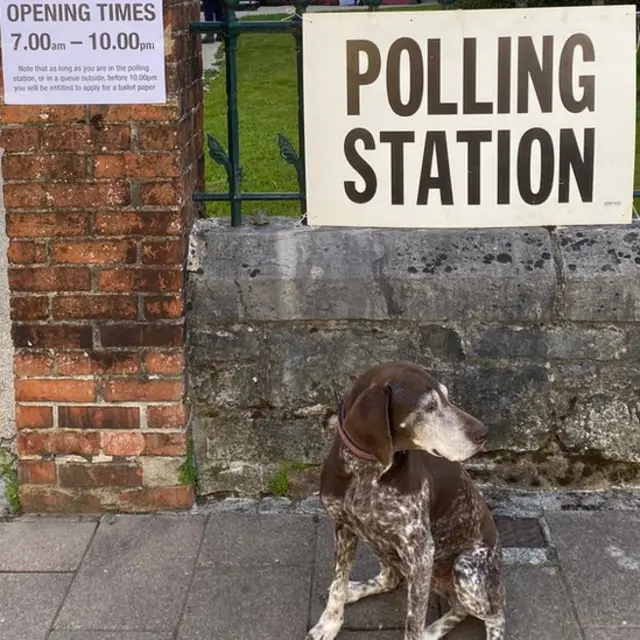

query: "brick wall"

left=0, top=0, right=204, bottom=513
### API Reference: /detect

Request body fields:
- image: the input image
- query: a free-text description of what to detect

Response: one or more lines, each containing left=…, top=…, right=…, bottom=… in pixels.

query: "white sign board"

left=0, top=1, right=166, bottom=104
left=303, top=6, right=637, bottom=228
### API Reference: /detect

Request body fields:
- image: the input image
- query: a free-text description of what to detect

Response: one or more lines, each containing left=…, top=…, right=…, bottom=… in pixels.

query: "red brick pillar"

left=0, top=0, right=203, bottom=513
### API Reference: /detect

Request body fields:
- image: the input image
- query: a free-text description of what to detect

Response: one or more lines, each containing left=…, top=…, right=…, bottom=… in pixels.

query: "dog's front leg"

left=404, top=539, right=435, bottom=640
left=306, top=522, right=357, bottom=640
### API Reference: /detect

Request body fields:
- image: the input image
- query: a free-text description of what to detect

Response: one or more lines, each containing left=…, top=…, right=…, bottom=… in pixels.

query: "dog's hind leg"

left=422, top=608, right=468, bottom=639
left=451, top=546, right=506, bottom=640
left=483, top=612, right=506, bottom=640
left=345, top=564, right=402, bottom=603
left=307, top=523, right=357, bottom=640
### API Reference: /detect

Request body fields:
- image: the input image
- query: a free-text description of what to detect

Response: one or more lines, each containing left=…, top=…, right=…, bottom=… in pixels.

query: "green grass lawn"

left=203, top=10, right=640, bottom=219
left=202, top=14, right=299, bottom=217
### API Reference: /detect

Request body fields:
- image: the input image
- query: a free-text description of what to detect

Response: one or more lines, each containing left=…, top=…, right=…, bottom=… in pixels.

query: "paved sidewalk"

left=1, top=497, right=639, bottom=639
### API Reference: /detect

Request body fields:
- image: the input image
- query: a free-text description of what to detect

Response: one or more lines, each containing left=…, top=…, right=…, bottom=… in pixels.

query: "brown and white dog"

left=307, top=361, right=505, bottom=640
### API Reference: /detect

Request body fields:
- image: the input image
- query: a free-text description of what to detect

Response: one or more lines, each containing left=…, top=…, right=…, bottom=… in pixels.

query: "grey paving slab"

left=54, top=515, right=205, bottom=632
left=178, top=565, right=311, bottom=639
left=584, top=629, right=640, bottom=640
left=546, top=511, right=640, bottom=628
left=49, top=633, right=173, bottom=640
left=0, top=573, right=72, bottom=639
left=0, top=519, right=97, bottom=572
left=198, top=512, right=316, bottom=567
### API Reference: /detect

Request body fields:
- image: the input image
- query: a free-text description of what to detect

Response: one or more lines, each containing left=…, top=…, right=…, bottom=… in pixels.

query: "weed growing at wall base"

left=178, top=436, right=199, bottom=492
left=0, top=451, right=20, bottom=515
left=266, top=460, right=312, bottom=497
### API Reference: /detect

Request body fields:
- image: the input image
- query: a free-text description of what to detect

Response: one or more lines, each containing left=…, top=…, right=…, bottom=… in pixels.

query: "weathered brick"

left=144, top=351, right=185, bottom=375
left=7, top=212, right=90, bottom=238
left=11, top=296, right=50, bottom=320
left=138, top=124, right=178, bottom=150
left=98, top=268, right=182, bottom=293
left=52, top=240, right=137, bottom=264
left=45, top=182, right=130, bottom=209
left=2, top=105, right=86, bottom=125
left=15, top=379, right=97, bottom=402
left=120, top=486, right=194, bottom=510
left=140, top=240, right=183, bottom=265
left=3, top=183, right=46, bottom=208
left=57, top=352, right=140, bottom=376
left=95, top=211, right=181, bottom=236
left=59, top=406, right=140, bottom=430
left=147, top=404, right=188, bottom=429
left=18, top=460, right=57, bottom=485
left=99, top=323, right=184, bottom=348
left=104, top=380, right=183, bottom=402
left=14, top=353, right=54, bottom=377
left=42, top=124, right=131, bottom=152
left=53, top=295, right=137, bottom=320
left=7, top=241, right=48, bottom=264
left=9, top=267, right=91, bottom=292
left=20, top=486, right=103, bottom=514
left=92, top=105, right=178, bottom=122
left=17, top=430, right=100, bottom=456
left=139, top=181, right=179, bottom=206
left=94, top=153, right=179, bottom=179
left=143, top=295, right=184, bottom=319
left=59, top=463, right=142, bottom=488
left=15, top=405, right=53, bottom=430
left=0, top=127, right=40, bottom=151
left=101, top=432, right=145, bottom=456
left=3, top=154, right=87, bottom=181
left=143, top=432, right=187, bottom=456
left=12, top=324, right=93, bottom=349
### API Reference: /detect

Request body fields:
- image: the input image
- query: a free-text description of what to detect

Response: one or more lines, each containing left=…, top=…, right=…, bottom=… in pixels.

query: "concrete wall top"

left=187, top=218, right=640, bottom=325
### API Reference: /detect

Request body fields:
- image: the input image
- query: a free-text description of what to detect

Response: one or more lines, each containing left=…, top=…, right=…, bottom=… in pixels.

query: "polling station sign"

left=302, top=6, right=636, bottom=228
left=0, top=1, right=166, bottom=104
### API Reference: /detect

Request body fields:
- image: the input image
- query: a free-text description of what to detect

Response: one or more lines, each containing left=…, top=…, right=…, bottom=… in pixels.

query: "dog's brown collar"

left=335, top=392, right=378, bottom=463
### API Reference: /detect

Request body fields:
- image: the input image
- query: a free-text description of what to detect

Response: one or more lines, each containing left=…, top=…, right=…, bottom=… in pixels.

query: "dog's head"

left=341, top=362, right=487, bottom=471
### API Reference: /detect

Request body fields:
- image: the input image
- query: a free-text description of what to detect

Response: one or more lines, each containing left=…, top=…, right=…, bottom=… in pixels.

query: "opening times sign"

left=0, top=1, right=166, bottom=104
left=303, top=6, right=636, bottom=228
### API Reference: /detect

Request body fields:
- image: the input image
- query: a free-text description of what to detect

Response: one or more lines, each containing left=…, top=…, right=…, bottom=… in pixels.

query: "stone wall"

left=187, top=218, right=640, bottom=495
left=0, top=0, right=204, bottom=513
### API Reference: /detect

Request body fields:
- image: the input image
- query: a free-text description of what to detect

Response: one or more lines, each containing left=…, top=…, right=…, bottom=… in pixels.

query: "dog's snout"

left=468, top=422, right=488, bottom=446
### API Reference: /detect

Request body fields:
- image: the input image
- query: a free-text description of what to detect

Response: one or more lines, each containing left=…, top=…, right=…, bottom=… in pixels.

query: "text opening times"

left=5, top=3, right=157, bottom=23
left=0, top=1, right=166, bottom=104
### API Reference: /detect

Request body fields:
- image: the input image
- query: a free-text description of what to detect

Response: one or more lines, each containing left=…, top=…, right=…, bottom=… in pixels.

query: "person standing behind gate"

left=202, top=0, right=224, bottom=43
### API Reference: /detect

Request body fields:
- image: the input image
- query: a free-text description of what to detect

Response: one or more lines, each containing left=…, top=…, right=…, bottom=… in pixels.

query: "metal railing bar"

left=190, top=20, right=297, bottom=33
left=193, top=191, right=303, bottom=202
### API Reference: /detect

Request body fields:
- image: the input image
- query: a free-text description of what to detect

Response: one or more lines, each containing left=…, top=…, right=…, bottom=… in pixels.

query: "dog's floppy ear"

left=342, top=383, right=393, bottom=471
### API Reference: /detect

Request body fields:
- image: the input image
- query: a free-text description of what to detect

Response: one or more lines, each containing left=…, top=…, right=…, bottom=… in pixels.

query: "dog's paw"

left=306, top=620, right=341, bottom=640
